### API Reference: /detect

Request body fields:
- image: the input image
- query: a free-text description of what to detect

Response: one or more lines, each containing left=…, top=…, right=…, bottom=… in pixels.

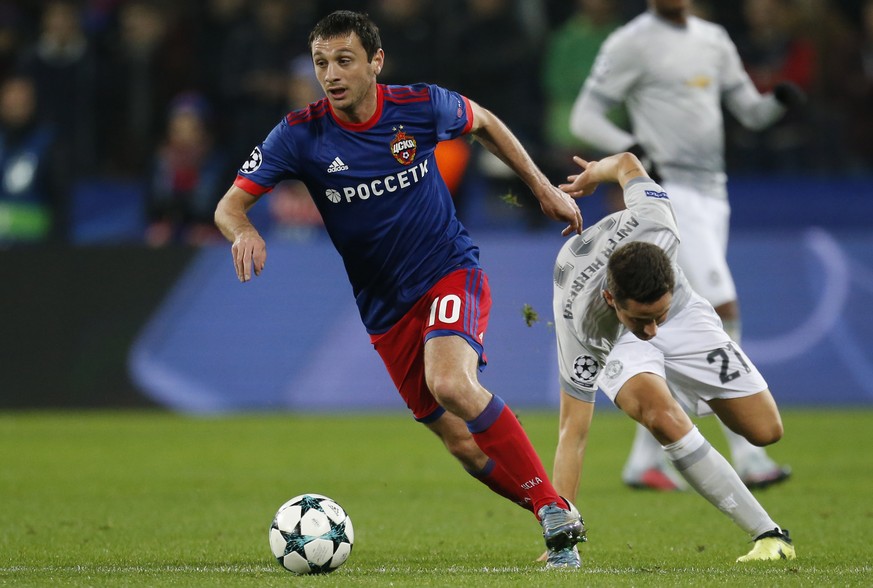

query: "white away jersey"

left=582, top=13, right=776, bottom=179
left=552, top=177, right=693, bottom=392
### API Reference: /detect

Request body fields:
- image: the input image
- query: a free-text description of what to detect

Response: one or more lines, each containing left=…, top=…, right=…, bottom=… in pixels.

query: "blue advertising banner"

left=129, top=228, right=873, bottom=413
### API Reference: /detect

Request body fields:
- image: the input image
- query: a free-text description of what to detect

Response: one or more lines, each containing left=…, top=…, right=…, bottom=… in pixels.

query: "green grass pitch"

left=1, top=408, right=871, bottom=587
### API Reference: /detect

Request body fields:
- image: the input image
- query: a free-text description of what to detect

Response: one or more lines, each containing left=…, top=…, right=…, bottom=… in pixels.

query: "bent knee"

left=745, top=422, right=784, bottom=446
left=641, top=407, right=692, bottom=443
left=427, top=373, right=476, bottom=407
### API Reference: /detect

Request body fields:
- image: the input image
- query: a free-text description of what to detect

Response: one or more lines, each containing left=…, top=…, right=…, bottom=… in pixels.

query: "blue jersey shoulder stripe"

left=383, top=85, right=430, bottom=104
left=383, top=85, right=429, bottom=98
left=286, top=100, right=329, bottom=126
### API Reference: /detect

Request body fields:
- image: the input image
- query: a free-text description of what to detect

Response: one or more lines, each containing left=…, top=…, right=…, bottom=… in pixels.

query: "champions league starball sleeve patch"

left=571, top=355, right=599, bottom=388
left=241, top=147, right=263, bottom=174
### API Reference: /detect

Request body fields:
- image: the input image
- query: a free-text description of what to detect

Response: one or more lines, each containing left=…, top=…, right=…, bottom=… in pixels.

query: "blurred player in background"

left=0, top=74, right=61, bottom=245
left=214, top=10, right=586, bottom=569
left=550, top=151, right=795, bottom=562
left=569, top=0, right=804, bottom=491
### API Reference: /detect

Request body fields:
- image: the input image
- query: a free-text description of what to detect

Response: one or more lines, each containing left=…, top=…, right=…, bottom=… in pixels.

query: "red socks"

left=467, top=395, right=561, bottom=515
left=466, top=458, right=533, bottom=512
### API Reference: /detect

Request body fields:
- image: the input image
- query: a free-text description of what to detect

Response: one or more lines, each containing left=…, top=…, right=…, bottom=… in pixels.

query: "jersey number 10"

left=428, top=295, right=462, bottom=326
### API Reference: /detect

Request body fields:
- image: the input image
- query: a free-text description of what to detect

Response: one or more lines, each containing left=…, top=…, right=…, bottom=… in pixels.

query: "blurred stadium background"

left=2, top=0, right=872, bottom=413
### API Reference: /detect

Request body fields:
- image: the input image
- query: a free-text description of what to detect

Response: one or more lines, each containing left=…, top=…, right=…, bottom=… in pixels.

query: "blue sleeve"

left=237, top=118, right=299, bottom=190
left=429, top=85, right=473, bottom=142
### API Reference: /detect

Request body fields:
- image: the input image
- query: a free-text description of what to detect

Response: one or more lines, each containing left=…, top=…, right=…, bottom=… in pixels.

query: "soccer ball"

left=269, top=493, right=354, bottom=574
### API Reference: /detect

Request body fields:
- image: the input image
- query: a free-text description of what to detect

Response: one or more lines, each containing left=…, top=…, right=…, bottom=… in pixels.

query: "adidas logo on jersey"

left=327, top=156, right=349, bottom=173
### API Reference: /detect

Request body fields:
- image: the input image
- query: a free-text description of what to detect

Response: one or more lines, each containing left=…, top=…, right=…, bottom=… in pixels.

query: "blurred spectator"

left=852, top=0, right=873, bottom=167
left=271, top=52, right=331, bottom=244
left=286, top=53, right=320, bottom=110
left=80, top=0, right=124, bottom=39
left=98, top=0, right=195, bottom=175
left=822, top=0, right=873, bottom=170
left=266, top=179, right=324, bottom=242
left=367, top=0, right=445, bottom=85
left=434, top=137, right=473, bottom=199
left=145, top=92, right=226, bottom=247
left=17, top=0, right=98, bottom=177
left=451, top=0, right=542, bottom=141
left=797, top=0, right=868, bottom=172
left=450, top=0, right=546, bottom=227
left=0, top=2, right=24, bottom=80
left=738, top=0, right=815, bottom=93
left=193, top=0, right=251, bottom=146
left=0, top=75, right=62, bottom=245
left=729, top=0, right=817, bottom=171
left=0, top=0, right=869, bottom=245
left=219, top=0, right=314, bottom=161
left=541, top=0, right=622, bottom=158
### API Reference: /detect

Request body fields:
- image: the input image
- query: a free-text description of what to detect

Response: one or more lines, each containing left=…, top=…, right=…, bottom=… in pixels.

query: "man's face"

left=311, top=32, right=383, bottom=120
left=604, top=290, right=672, bottom=341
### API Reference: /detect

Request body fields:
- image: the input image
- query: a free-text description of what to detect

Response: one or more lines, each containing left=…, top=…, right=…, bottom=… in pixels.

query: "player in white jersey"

left=548, top=151, right=795, bottom=561
left=568, top=0, right=804, bottom=490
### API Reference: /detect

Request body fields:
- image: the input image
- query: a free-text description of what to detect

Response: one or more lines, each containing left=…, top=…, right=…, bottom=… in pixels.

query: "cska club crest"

left=390, top=126, right=416, bottom=166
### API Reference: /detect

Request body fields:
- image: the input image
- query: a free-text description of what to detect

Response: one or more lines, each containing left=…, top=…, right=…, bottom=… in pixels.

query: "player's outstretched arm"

left=215, top=185, right=267, bottom=283
left=559, top=152, right=648, bottom=198
left=537, top=390, right=595, bottom=562
left=468, top=100, right=582, bottom=236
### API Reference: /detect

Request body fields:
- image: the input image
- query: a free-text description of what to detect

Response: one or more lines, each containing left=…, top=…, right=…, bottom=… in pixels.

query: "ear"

left=602, top=290, right=615, bottom=308
left=372, top=48, right=385, bottom=76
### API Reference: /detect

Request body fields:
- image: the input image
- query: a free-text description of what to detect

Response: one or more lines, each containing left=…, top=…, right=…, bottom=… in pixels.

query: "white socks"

left=663, top=426, right=779, bottom=538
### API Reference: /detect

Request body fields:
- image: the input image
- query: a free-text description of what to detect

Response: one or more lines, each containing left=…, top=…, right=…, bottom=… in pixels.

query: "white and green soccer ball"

left=269, top=493, right=354, bottom=574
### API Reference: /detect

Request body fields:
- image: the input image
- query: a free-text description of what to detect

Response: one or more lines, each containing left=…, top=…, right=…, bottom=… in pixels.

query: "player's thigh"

left=422, top=266, right=491, bottom=369
left=614, top=372, right=694, bottom=444
left=657, top=296, right=769, bottom=415
left=424, top=335, right=491, bottom=417
left=665, top=183, right=730, bottom=253
left=371, top=267, right=491, bottom=421
left=707, top=389, right=783, bottom=446
left=370, top=306, right=440, bottom=421
left=666, top=185, right=736, bottom=306
left=597, top=335, right=690, bottom=434
left=422, top=268, right=493, bottom=415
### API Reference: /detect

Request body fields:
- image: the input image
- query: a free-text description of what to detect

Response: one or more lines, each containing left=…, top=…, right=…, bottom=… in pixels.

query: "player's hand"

left=538, top=183, right=584, bottom=236
left=562, top=153, right=648, bottom=193
left=559, top=156, right=601, bottom=198
left=773, top=81, right=806, bottom=109
left=231, top=228, right=266, bottom=282
left=536, top=550, right=549, bottom=563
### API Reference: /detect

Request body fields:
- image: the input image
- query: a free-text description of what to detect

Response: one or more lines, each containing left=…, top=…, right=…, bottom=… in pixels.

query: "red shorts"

left=370, top=267, right=491, bottom=422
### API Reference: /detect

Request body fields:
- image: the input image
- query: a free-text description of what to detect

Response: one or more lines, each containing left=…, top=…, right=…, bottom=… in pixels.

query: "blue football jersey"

left=234, top=84, right=480, bottom=334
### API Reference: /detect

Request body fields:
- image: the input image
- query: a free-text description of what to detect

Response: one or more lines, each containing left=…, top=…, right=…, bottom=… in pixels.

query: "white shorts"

left=559, top=293, right=768, bottom=416
left=663, top=181, right=736, bottom=307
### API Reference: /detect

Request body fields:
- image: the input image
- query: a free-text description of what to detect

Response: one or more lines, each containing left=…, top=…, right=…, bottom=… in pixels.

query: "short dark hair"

left=606, top=242, right=675, bottom=305
left=308, top=10, right=382, bottom=61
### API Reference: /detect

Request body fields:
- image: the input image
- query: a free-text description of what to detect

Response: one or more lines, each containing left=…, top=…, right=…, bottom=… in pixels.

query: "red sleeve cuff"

left=461, top=96, right=474, bottom=135
left=234, top=174, right=272, bottom=195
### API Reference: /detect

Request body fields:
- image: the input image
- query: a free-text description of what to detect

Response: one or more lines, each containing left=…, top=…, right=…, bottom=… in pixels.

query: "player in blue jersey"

left=214, top=10, right=586, bottom=568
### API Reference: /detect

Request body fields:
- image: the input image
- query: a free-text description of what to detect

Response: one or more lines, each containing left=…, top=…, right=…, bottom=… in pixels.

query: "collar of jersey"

left=328, top=84, right=384, bottom=132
